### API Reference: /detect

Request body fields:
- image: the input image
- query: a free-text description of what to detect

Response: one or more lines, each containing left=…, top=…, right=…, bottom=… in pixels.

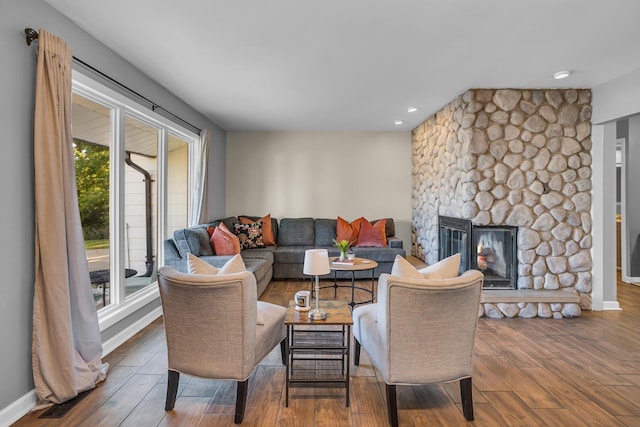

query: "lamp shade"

left=303, top=249, right=330, bottom=275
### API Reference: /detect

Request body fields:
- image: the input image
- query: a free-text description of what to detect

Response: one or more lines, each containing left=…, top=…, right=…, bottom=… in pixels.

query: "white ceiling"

left=46, top=0, right=640, bottom=132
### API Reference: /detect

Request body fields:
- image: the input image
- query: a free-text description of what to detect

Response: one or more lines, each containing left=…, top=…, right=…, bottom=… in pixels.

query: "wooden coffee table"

left=322, top=257, right=378, bottom=308
left=284, top=300, right=352, bottom=407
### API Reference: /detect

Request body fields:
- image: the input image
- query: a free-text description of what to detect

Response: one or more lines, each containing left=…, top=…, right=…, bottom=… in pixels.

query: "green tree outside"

left=74, top=139, right=109, bottom=240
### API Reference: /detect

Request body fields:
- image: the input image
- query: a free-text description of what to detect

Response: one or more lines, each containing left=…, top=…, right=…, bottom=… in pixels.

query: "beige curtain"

left=32, top=29, right=108, bottom=405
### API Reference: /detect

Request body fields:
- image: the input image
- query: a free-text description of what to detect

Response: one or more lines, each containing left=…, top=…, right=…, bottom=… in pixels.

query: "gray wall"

left=0, top=0, right=225, bottom=413
left=627, top=116, right=640, bottom=277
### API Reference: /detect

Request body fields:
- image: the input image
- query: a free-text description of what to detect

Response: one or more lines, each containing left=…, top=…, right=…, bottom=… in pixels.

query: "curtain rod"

left=25, top=28, right=202, bottom=134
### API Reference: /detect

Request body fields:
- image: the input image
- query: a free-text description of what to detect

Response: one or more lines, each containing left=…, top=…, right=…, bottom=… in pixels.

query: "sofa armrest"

left=164, top=238, right=182, bottom=260
left=387, top=237, right=403, bottom=249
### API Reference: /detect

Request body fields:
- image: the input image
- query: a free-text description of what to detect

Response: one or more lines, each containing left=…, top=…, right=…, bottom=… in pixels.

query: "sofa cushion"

left=174, top=227, right=214, bottom=257
left=315, top=219, right=337, bottom=246
left=336, top=216, right=361, bottom=245
left=278, top=218, right=315, bottom=246
left=208, top=216, right=240, bottom=233
left=233, top=222, right=266, bottom=249
left=348, top=246, right=404, bottom=263
left=207, top=223, right=241, bottom=255
left=273, top=246, right=314, bottom=264
left=240, top=214, right=276, bottom=246
left=356, top=218, right=387, bottom=247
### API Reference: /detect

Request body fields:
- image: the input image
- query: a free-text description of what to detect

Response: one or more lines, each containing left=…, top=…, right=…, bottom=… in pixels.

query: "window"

left=72, top=71, right=196, bottom=325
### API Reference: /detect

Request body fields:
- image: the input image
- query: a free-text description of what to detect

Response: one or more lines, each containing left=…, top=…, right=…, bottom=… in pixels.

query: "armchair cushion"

left=390, top=253, right=461, bottom=281
left=187, top=253, right=220, bottom=275
left=390, top=255, right=423, bottom=278
left=219, top=254, right=248, bottom=275
left=186, top=254, right=262, bottom=324
left=419, top=253, right=461, bottom=279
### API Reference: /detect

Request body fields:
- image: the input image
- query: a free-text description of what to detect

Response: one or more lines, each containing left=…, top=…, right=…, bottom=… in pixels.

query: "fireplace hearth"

left=438, top=216, right=518, bottom=290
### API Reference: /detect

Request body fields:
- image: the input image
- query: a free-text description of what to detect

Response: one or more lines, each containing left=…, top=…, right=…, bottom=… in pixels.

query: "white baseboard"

left=0, top=390, right=37, bottom=427
left=603, top=300, right=623, bottom=311
left=102, top=306, right=163, bottom=356
left=0, top=307, right=163, bottom=425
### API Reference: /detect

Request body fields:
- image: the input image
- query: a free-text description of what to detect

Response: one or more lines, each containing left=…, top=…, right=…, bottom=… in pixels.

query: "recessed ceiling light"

left=394, top=120, right=404, bottom=125
left=407, top=107, right=418, bottom=113
left=553, top=70, right=571, bottom=79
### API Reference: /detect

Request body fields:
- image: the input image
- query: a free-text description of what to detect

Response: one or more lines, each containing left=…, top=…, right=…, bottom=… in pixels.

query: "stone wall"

left=411, top=89, right=593, bottom=315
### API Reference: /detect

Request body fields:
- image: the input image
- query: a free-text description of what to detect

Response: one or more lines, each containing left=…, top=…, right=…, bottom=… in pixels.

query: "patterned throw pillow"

left=233, top=221, right=266, bottom=249
left=240, top=214, right=276, bottom=246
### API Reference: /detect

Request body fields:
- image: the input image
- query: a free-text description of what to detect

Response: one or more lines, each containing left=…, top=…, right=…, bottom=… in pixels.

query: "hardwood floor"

left=13, top=276, right=640, bottom=426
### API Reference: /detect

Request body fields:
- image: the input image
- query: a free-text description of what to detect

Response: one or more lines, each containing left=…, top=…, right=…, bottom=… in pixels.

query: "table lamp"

left=303, top=248, right=330, bottom=320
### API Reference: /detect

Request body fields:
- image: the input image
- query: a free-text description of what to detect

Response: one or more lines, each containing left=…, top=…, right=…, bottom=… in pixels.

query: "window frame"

left=72, top=70, right=198, bottom=331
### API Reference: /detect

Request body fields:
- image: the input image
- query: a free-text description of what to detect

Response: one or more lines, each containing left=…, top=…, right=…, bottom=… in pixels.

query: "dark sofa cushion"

left=314, top=218, right=337, bottom=246
left=278, top=218, right=315, bottom=246
left=208, top=216, right=240, bottom=233
left=173, top=227, right=214, bottom=257
left=273, top=246, right=314, bottom=264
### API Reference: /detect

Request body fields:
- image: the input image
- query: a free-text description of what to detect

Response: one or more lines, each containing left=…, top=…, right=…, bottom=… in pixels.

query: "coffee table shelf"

left=284, top=300, right=353, bottom=407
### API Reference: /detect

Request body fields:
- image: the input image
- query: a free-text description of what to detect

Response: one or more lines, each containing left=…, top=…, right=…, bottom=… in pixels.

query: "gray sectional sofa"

left=163, top=216, right=405, bottom=296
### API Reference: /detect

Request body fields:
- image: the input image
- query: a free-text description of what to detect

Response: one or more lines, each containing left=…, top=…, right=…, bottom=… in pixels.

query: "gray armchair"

left=157, top=266, right=287, bottom=424
left=353, top=269, right=483, bottom=427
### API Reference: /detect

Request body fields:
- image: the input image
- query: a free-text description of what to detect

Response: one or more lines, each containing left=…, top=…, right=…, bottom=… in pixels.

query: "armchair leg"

left=385, top=384, right=398, bottom=427
left=354, top=339, right=361, bottom=366
left=460, top=377, right=474, bottom=421
left=235, top=379, right=249, bottom=424
left=165, top=370, right=180, bottom=411
left=280, top=338, right=286, bottom=365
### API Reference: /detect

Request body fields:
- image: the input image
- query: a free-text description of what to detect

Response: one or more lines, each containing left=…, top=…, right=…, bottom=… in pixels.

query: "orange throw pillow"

left=336, top=216, right=361, bottom=245
left=355, top=218, right=387, bottom=247
left=240, top=214, right=276, bottom=246
left=207, top=223, right=241, bottom=255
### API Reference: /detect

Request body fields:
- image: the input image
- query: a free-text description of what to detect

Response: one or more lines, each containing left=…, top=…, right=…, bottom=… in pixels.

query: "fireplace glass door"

left=472, top=226, right=518, bottom=289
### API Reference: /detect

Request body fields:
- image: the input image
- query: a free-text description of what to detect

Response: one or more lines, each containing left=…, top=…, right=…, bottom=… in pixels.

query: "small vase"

left=339, top=252, right=347, bottom=261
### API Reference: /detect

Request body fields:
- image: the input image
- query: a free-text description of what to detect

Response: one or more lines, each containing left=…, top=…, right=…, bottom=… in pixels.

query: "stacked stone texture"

left=411, top=89, right=592, bottom=317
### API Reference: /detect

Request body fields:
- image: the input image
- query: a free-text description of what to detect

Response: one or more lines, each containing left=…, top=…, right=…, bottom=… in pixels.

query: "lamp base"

left=308, top=308, right=327, bottom=320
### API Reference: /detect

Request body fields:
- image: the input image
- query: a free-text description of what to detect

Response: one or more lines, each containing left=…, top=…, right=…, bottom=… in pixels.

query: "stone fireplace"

left=412, top=89, right=592, bottom=318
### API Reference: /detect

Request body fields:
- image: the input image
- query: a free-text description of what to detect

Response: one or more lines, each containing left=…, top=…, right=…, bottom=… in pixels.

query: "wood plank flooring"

left=13, top=275, right=640, bottom=426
